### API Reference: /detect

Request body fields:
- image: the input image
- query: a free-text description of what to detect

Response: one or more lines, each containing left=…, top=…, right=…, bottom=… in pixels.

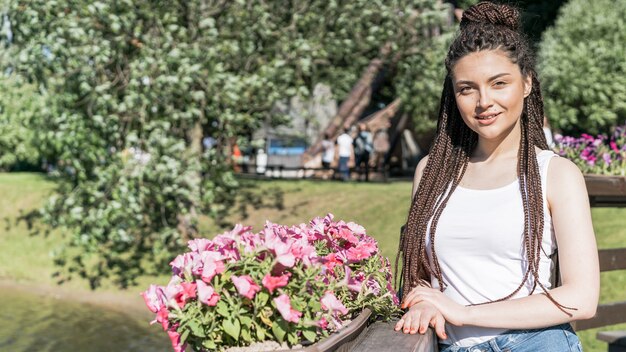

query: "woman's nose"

left=476, top=89, right=493, bottom=109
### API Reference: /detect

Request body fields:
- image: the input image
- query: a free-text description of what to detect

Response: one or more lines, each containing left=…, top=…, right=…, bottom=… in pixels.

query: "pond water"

left=0, top=289, right=171, bottom=352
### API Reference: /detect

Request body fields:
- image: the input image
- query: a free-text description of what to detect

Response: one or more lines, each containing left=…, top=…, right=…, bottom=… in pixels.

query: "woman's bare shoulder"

left=411, top=155, right=429, bottom=198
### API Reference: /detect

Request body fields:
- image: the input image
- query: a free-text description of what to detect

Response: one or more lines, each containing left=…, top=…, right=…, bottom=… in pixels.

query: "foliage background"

left=3, top=0, right=456, bottom=287
left=538, top=0, right=626, bottom=135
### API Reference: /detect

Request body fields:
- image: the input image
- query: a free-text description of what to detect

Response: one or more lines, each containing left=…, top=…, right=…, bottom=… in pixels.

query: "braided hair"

left=395, top=1, right=575, bottom=315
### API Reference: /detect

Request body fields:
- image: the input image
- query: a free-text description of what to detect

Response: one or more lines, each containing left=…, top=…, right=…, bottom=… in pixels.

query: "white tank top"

left=425, top=150, right=558, bottom=347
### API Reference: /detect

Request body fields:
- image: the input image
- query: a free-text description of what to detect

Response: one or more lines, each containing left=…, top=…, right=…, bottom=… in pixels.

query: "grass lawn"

left=1, top=173, right=625, bottom=351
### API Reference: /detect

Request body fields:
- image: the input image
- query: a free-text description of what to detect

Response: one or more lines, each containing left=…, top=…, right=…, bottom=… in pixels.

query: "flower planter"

left=584, top=174, right=626, bottom=207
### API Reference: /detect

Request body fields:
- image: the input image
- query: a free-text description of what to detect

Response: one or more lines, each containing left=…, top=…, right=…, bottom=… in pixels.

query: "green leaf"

left=302, top=329, right=317, bottom=343
left=180, top=329, right=190, bottom=344
left=256, top=291, right=269, bottom=306
left=241, top=327, right=252, bottom=342
left=216, top=300, right=230, bottom=317
left=223, top=318, right=241, bottom=341
left=271, top=319, right=287, bottom=343
left=256, top=325, right=266, bottom=341
left=239, top=315, right=253, bottom=328
left=188, top=319, right=206, bottom=337
left=287, top=331, right=298, bottom=345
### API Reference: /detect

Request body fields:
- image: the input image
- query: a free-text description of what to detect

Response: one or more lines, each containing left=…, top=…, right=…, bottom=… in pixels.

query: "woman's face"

left=451, top=50, right=532, bottom=143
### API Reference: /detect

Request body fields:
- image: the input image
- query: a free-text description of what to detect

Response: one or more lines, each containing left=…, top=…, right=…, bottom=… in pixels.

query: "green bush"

left=538, top=0, right=626, bottom=135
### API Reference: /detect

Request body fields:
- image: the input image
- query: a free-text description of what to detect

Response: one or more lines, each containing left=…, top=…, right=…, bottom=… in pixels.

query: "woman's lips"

left=475, top=112, right=501, bottom=125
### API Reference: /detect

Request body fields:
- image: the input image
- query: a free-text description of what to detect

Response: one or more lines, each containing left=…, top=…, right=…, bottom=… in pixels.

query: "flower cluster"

left=553, top=125, right=626, bottom=176
left=142, top=214, right=399, bottom=352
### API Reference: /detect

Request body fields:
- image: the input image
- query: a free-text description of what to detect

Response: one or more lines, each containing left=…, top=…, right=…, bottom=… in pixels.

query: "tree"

left=6, top=0, right=453, bottom=288
left=538, top=0, right=626, bottom=135
left=0, top=76, right=44, bottom=170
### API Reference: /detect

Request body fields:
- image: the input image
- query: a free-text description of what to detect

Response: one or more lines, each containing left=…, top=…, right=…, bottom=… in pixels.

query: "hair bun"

left=461, top=1, right=521, bottom=32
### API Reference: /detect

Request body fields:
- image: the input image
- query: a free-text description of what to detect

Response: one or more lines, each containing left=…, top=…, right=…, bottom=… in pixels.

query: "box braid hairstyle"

left=395, top=1, right=575, bottom=315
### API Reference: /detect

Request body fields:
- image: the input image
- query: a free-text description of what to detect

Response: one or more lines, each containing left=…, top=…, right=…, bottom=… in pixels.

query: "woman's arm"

left=404, top=157, right=600, bottom=329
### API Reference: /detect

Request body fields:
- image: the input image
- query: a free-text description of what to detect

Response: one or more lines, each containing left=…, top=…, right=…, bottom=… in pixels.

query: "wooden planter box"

left=282, top=308, right=372, bottom=352
left=274, top=308, right=436, bottom=352
left=585, top=174, right=626, bottom=207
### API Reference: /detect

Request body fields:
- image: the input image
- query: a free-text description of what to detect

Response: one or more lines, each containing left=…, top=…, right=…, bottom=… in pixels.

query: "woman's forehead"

left=452, top=50, right=521, bottom=81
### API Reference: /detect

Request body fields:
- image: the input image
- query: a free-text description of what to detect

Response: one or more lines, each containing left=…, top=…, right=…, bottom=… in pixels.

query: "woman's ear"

left=523, top=74, right=532, bottom=98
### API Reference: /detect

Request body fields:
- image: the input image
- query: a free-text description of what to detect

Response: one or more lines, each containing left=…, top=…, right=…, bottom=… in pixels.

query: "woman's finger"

left=402, top=314, right=414, bottom=334
left=418, top=311, right=431, bottom=334
left=394, top=317, right=404, bottom=331
left=408, top=310, right=421, bottom=334
left=433, top=313, right=447, bottom=340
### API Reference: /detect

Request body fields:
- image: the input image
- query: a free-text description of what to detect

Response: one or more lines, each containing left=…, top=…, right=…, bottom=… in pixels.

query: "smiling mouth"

left=476, top=112, right=501, bottom=120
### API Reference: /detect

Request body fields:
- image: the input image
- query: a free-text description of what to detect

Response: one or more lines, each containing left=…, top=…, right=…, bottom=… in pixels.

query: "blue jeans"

left=439, top=323, right=583, bottom=352
left=338, top=156, right=350, bottom=181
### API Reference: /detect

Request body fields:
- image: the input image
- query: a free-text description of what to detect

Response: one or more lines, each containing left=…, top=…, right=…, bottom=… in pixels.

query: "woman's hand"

left=394, top=302, right=448, bottom=340
left=401, top=286, right=469, bottom=327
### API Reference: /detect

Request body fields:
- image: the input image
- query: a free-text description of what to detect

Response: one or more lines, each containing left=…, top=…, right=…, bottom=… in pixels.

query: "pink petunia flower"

left=170, top=252, right=196, bottom=277
left=262, top=273, right=290, bottom=294
left=610, top=141, right=620, bottom=153
left=274, top=294, right=302, bottom=323
left=196, top=280, right=220, bottom=306
left=187, top=238, right=213, bottom=252
left=200, top=251, right=225, bottom=283
left=141, top=284, right=167, bottom=313
left=177, top=281, right=197, bottom=307
left=167, top=326, right=187, bottom=352
left=318, top=317, right=329, bottom=329
left=155, top=307, right=170, bottom=331
left=322, top=253, right=344, bottom=270
left=321, top=291, right=348, bottom=315
left=264, top=230, right=296, bottom=267
left=231, top=275, right=261, bottom=299
left=345, top=242, right=377, bottom=261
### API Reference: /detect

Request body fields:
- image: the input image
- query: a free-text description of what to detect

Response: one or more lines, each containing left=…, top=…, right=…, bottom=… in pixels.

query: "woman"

left=394, top=2, right=599, bottom=351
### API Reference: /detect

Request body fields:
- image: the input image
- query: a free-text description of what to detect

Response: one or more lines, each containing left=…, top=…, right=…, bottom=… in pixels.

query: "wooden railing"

left=573, top=175, right=626, bottom=351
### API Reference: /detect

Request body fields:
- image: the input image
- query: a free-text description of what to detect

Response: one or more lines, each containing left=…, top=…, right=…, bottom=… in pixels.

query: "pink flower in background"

left=265, top=231, right=296, bottom=267
left=345, top=241, right=377, bottom=261
left=318, top=317, right=329, bottom=329
left=321, top=292, right=348, bottom=315
left=239, top=232, right=263, bottom=253
left=346, top=222, right=366, bottom=236
left=170, top=252, right=196, bottom=277
left=200, top=251, right=225, bottom=283
left=262, top=273, right=290, bottom=293
left=274, top=294, right=302, bottom=323
left=177, top=282, right=197, bottom=307
left=167, top=327, right=187, bottom=352
left=196, top=280, right=220, bottom=306
left=342, top=266, right=364, bottom=292
left=142, top=284, right=167, bottom=313
left=603, top=153, right=612, bottom=165
left=611, top=141, right=620, bottom=153
left=188, top=238, right=213, bottom=252
left=232, top=275, right=261, bottom=299
left=322, top=253, right=343, bottom=270
left=164, top=276, right=184, bottom=307
left=155, top=307, right=170, bottom=331
left=290, top=238, right=317, bottom=266
left=337, top=227, right=359, bottom=244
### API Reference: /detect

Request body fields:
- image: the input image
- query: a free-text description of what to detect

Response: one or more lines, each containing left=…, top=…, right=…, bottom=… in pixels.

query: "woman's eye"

left=459, top=86, right=472, bottom=94
left=494, top=81, right=507, bottom=86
